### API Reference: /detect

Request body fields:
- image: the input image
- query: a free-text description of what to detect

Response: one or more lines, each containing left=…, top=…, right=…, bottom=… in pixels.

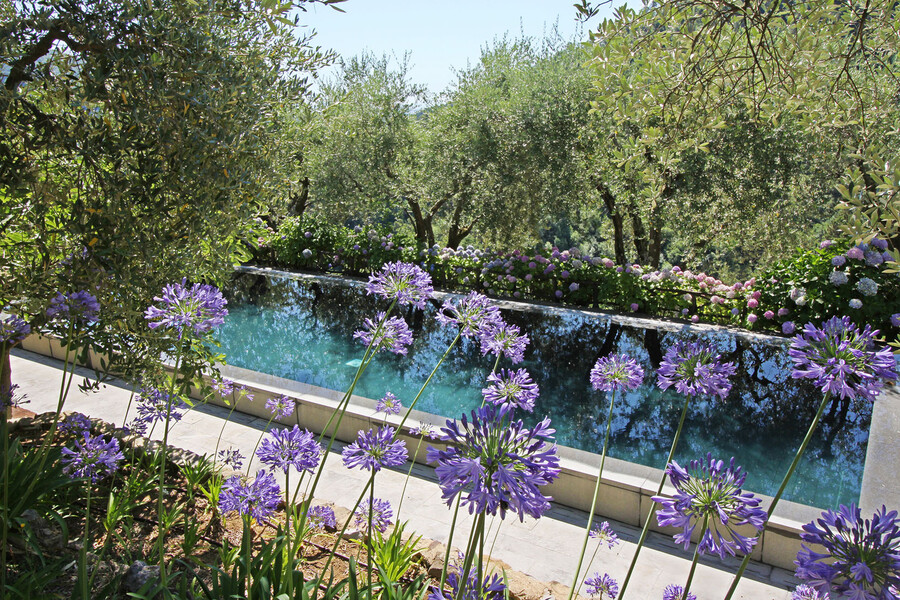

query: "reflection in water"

left=220, top=273, right=871, bottom=509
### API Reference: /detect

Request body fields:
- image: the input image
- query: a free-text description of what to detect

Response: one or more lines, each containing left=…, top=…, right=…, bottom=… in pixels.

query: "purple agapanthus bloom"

left=589, top=521, right=620, bottom=549
left=342, top=426, right=408, bottom=472
left=61, top=433, right=124, bottom=482
left=788, top=316, right=898, bottom=401
left=365, top=261, right=434, bottom=309
left=481, top=369, right=540, bottom=413
left=478, top=321, right=530, bottom=364
left=795, top=504, right=900, bottom=600
left=211, top=377, right=235, bottom=398
left=376, top=392, right=402, bottom=415
left=590, top=354, right=644, bottom=392
left=657, top=341, right=737, bottom=400
left=435, top=292, right=503, bottom=338
left=409, top=423, right=437, bottom=439
left=353, top=312, right=414, bottom=355
left=257, top=426, right=322, bottom=474
left=59, top=412, right=92, bottom=435
left=428, top=554, right=507, bottom=600
left=122, top=419, right=147, bottom=436
left=218, top=470, right=281, bottom=524
left=0, top=314, right=30, bottom=344
left=47, top=290, right=100, bottom=325
left=217, top=448, right=245, bottom=470
left=305, top=505, right=337, bottom=530
left=652, top=454, right=767, bottom=558
left=0, top=384, right=27, bottom=410
left=135, top=388, right=186, bottom=425
left=662, top=584, right=697, bottom=600
left=353, top=498, right=393, bottom=534
left=791, top=584, right=829, bottom=600
left=265, top=394, right=295, bottom=419
left=585, top=572, right=619, bottom=598
left=144, top=278, right=227, bottom=338
left=427, top=405, right=560, bottom=521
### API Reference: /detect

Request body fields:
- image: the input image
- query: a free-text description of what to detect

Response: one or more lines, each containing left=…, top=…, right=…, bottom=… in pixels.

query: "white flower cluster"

left=856, top=277, right=878, bottom=297
left=829, top=270, right=849, bottom=286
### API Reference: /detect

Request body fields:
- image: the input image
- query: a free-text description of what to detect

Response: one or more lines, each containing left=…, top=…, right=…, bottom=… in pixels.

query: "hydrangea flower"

left=783, top=321, right=797, bottom=335
left=478, top=321, right=529, bottom=364
left=584, top=572, right=619, bottom=598
left=865, top=251, right=885, bottom=267
left=135, top=388, right=186, bottom=425
left=791, top=584, right=829, bottom=600
left=591, top=354, right=644, bottom=392
left=375, top=392, right=402, bottom=415
left=847, top=247, right=865, bottom=260
left=856, top=277, right=879, bottom=297
left=427, top=405, right=560, bottom=521
left=353, top=498, right=393, bottom=534
left=589, top=521, right=620, bottom=549
left=829, top=271, right=849, bottom=286
left=305, top=505, right=337, bottom=530
left=653, top=454, right=768, bottom=558
left=47, top=290, right=100, bottom=325
left=892, top=314, right=900, bottom=328
left=789, top=316, right=897, bottom=401
left=342, top=426, right=408, bottom=472
left=257, top=426, right=322, bottom=474
left=870, top=238, right=889, bottom=251
left=435, top=292, right=503, bottom=338
left=265, top=394, right=295, bottom=419
left=481, top=369, right=539, bottom=413
left=365, top=262, right=433, bottom=309
left=662, top=584, right=697, bottom=600
left=0, top=314, right=30, bottom=344
left=61, top=433, right=124, bottom=482
left=59, top=412, right=92, bottom=435
left=795, top=504, right=900, bottom=600
left=850, top=298, right=863, bottom=309
left=145, top=278, right=227, bottom=337
left=353, top=312, right=414, bottom=355
left=428, top=554, right=507, bottom=600
left=217, top=448, right=245, bottom=470
left=657, top=341, right=737, bottom=400
left=832, top=255, right=847, bottom=267
left=219, top=470, right=281, bottom=524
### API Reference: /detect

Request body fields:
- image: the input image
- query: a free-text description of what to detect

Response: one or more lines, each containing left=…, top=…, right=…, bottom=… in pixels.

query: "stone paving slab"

left=9, top=348, right=797, bottom=599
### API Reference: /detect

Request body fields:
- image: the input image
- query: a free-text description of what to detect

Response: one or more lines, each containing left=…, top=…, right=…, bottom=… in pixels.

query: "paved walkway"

left=10, top=348, right=797, bottom=599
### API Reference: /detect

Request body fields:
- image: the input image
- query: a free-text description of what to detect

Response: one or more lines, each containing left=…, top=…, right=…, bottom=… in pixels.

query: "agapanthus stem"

left=366, top=473, right=376, bottom=597
left=80, top=485, right=92, bottom=600
left=157, top=342, right=186, bottom=587
left=455, top=512, right=486, bottom=600
left=246, top=411, right=279, bottom=473
left=243, top=514, right=253, bottom=600
left=212, top=394, right=240, bottom=462
left=722, top=391, right=832, bottom=600
left=285, top=469, right=293, bottom=599
left=395, top=430, right=426, bottom=519
left=320, top=479, right=372, bottom=579
left=439, top=495, right=464, bottom=590
left=395, top=330, right=462, bottom=433
left=568, top=388, right=618, bottom=600
left=619, top=393, right=692, bottom=599
left=682, top=512, right=709, bottom=600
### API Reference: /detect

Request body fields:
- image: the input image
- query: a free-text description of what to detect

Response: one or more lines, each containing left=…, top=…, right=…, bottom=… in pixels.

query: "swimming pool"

left=217, top=270, right=872, bottom=509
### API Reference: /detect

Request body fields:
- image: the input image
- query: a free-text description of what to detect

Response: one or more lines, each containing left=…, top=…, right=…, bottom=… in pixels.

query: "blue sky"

left=297, top=0, right=636, bottom=94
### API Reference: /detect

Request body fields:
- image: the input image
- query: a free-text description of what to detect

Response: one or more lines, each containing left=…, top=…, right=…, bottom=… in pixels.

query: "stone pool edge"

left=24, top=331, right=898, bottom=573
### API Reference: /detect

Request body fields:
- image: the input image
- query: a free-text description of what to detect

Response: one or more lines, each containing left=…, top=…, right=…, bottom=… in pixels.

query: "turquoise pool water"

left=217, top=271, right=872, bottom=509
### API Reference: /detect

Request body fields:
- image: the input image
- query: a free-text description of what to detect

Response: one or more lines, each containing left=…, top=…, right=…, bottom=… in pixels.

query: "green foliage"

left=367, top=521, right=422, bottom=585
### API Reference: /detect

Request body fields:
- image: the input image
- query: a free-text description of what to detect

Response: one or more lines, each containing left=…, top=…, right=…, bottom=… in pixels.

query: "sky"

left=296, top=0, right=637, bottom=95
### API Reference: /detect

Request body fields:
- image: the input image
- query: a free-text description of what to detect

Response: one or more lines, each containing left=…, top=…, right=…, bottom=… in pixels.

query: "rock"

left=20, top=509, right=65, bottom=552
left=122, top=560, right=161, bottom=593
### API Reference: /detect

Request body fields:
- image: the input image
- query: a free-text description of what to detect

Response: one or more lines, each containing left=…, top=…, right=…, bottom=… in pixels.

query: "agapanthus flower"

left=47, top=290, right=100, bottom=325
left=789, top=316, right=898, bottom=401
left=428, top=554, right=507, bottom=600
left=857, top=278, right=879, bottom=297
left=830, top=271, right=849, bottom=286
left=365, top=261, right=433, bottom=309
left=0, top=384, right=26, bottom=410
left=796, top=504, right=900, bottom=600
left=122, top=419, right=147, bottom=436
left=410, top=423, right=437, bottom=439
left=585, top=572, right=619, bottom=598
left=657, top=341, right=737, bottom=400
left=61, top=433, right=124, bottom=482
left=791, top=584, right=829, bottom=600
left=211, top=377, right=235, bottom=398
left=257, top=426, right=322, bottom=473
left=427, top=405, right=560, bottom=521
left=652, top=454, right=767, bottom=558
left=353, top=498, right=393, bottom=534
left=435, top=292, right=503, bottom=338
left=218, top=470, right=281, bottom=524
left=59, top=412, right=92, bottom=435
left=305, top=505, right=337, bottom=530
left=144, top=278, right=227, bottom=338
left=662, top=584, right=697, bottom=600
left=376, top=392, right=402, bottom=415
left=589, top=521, right=620, bottom=549
left=478, top=321, right=529, bottom=364
left=481, top=369, right=539, bottom=412
left=135, top=388, right=186, bottom=425
left=342, top=426, right=408, bottom=472
left=590, top=354, right=644, bottom=392
left=217, top=448, right=244, bottom=470
left=353, top=312, right=413, bottom=355
left=265, top=394, right=295, bottom=419
left=0, top=314, right=30, bottom=344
